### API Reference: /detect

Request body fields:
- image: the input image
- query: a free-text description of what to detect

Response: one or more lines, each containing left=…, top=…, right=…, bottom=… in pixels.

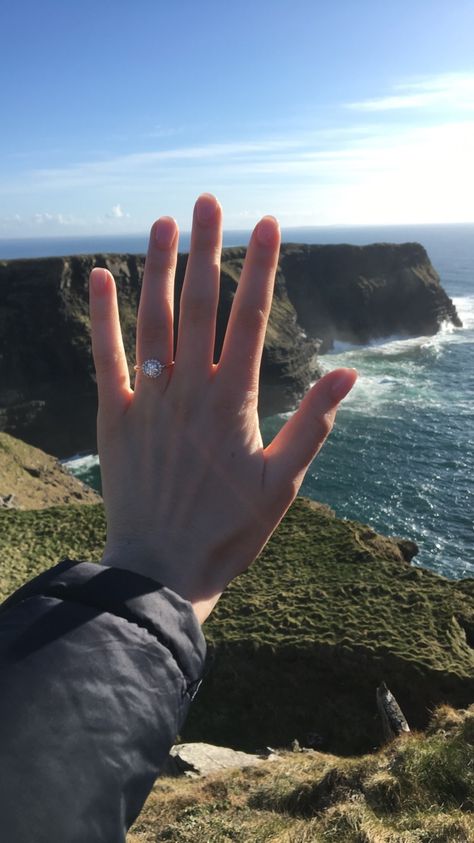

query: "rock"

left=0, top=432, right=100, bottom=509
left=0, top=243, right=460, bottom=456
left=376, top=681, right=411, bottom=741
left=0, top=493, right=16, bottom=509
left=0, top=251, right=319, bottom=455
left=161, top=742, right=277, bottom=778
left=279, top=242, right=461, bottom=351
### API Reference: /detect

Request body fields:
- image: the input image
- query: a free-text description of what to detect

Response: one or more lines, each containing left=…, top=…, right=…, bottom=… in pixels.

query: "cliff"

left=277, top=241, right=461, bottom=350
left=0, top=491, right=472, bottom=756
left=0, top=244, right=460, bottom=457
left=0, top=432, right=100, bottom=510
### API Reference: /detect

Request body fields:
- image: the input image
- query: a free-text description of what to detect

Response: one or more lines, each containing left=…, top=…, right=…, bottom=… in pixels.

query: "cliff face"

left=277, top=242, right=462, bottom=351
left=0, top=244, right=460, bottom=456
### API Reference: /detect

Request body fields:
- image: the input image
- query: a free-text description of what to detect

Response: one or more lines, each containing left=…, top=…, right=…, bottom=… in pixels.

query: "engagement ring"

left=134, top=359, right=174, bottom=379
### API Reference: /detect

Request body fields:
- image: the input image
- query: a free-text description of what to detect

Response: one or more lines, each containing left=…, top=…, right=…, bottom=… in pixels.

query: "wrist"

left=99, top=544, right=218, bottom=625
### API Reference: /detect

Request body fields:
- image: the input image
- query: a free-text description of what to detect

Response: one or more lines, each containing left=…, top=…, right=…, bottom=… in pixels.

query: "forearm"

left=0, top=559, right=206, bottom=843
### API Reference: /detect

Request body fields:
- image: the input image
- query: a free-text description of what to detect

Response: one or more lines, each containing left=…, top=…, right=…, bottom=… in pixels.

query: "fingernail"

left=331, top=369, right=358, bottom=402
left=196, top=193, right=218, bottom=225
left=90, top=268, right=108, bottom=295
left=155, top=217, right=177, bottom=249
left=256, top=216, right=279, bottom=247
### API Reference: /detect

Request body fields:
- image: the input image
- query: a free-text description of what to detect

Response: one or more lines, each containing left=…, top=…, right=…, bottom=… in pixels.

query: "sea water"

left=7, top=223, right=470, bottom=580
left=263, top=224, right=474, bottom=579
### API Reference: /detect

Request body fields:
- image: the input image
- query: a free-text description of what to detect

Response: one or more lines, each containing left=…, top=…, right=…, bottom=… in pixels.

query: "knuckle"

left=236, top=303, right=267, bottom=335
left=268, top=475, right=300, bottom=509
left=95, top=350, right=121, bottom=377
left=183, top=295, right=214, bottom=325
left=211, top=389, right=240, bottom=418
left=167, top=389, right=194, bottom=423
left=314, top=412, right=333, bottom=441
left=212, top=394, right=236, bottom=419
left=211, top=388, right=257, bottom=428
left=254, top=247, right=277, bottom=272
left=145, top=254, right=173, bottom=279
left=192, top=237, right=222, bottom=260
left=286, top=477, right=303, bottom=502
left=139, top=318, right=170, bottom=347
left=154, top=251, right=176, bottom=273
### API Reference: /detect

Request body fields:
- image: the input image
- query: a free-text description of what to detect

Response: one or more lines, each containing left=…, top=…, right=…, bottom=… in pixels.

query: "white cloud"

left=1, top=213, right=22, bottom=223
left=346, top=72, right=474, bottom=112
left=107, top=204, right=130, bottom=219
left=32, top=212, right=75, bottom=225
left=21, top=137, right=309, bottom=192
left=2, top=71, right=473, bottom=231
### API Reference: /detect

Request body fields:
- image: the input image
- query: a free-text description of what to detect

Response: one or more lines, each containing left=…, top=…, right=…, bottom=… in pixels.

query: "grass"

left=1, top=492, right=472, bottom=839
left=0, top=431, right=99, bottom=509
left=127, top=705, right=474, bottom=842
left=1, top=497, right=473, bottom=754
left=0, top=503, right=105, bottom=599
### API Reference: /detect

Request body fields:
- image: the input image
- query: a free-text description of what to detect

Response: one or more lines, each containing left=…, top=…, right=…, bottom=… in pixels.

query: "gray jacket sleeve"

left=0, top=559, right=206, bottom=843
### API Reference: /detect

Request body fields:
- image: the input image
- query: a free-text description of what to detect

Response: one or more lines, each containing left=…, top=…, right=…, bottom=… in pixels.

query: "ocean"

left=4, top=223, right=472, bottom=580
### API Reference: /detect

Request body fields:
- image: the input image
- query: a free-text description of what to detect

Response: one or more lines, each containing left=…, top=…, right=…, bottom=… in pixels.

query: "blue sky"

left=1, top=0, right=473, bottom=237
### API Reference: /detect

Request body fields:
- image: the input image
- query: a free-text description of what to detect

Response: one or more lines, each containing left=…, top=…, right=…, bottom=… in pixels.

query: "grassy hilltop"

left=1, top=436, right=473, bottom=841
left=1, top=495, right=472, bottom=755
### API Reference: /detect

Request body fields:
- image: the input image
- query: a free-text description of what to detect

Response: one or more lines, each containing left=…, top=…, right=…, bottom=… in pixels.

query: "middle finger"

left=174, top=193, right=222, bottom=382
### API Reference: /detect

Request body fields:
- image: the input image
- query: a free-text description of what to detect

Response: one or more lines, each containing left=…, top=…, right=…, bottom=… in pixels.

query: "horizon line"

left=1, top=219, right=474, bottom=244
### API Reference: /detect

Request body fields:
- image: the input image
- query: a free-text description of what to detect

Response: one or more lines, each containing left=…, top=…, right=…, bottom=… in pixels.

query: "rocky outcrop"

left=161, top=743, right=278, bottom=778
left=0, top=244, right=460, bottom=456
left=277, top=242, right=462, bottom=351
left=0, top=251, right=319, bottom=455
left=0, top=432, right=100, bottom=509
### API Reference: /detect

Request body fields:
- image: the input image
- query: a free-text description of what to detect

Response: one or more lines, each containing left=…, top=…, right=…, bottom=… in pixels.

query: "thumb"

left=264, top=367, right=357, bottom=491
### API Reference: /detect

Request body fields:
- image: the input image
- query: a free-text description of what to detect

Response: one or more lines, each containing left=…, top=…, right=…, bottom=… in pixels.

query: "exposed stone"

left=278, top=242, right=461, bottom=350
left=0, top=244, right=460, bottom=456
left=0, top=432, right=100, bottom=509
left=376, top=681, right=411, bottom=740
left=161, top=742, right=278, bottom=778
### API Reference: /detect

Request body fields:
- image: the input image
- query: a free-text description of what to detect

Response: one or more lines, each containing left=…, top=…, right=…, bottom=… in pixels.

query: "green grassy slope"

left=1, top=497, right=472, bottom=755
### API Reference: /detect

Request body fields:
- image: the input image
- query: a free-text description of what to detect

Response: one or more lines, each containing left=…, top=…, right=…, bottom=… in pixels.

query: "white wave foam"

left=330, top=334, right=408, bottom=354
left=453, top=294, right=474, bottom=329
left=62, top=453, right=99, bottom=473
left=326, top=297, right=472, bottom=362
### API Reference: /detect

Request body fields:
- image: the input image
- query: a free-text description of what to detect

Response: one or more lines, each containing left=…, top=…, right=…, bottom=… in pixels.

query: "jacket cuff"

left=0, top=558, right=206, bottom=695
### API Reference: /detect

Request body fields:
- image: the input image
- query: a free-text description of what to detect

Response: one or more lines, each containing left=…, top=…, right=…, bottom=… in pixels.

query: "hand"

left=89, top=194, right=356, bottom=623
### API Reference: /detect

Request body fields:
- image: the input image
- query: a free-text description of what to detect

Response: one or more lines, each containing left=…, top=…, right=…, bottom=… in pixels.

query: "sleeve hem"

left=0, top=558, right=206, bottom=688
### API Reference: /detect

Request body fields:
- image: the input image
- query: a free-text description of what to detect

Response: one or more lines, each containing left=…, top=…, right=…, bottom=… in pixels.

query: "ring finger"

left=135, top=216, right=178, bottom=391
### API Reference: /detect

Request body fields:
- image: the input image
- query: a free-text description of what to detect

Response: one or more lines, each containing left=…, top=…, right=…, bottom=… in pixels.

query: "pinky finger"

left=264, top=368, right=357, bottom=493
left=89, top=268, right=131, bottom=416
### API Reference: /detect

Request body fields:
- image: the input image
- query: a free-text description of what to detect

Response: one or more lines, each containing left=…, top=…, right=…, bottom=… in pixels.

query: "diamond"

left=141, top=359, right=163, bottom=378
